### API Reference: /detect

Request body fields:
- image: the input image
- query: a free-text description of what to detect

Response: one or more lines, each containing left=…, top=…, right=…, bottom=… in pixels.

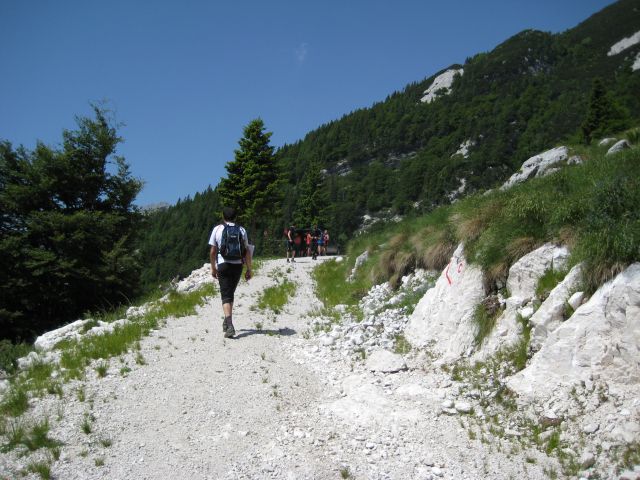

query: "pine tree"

left=0, top=107, right=142, bottom=341
left=293, top=161, right=329, bottom=227
left=218, top=119, right=281, bottom=239
left=580, top=78, right=630, bottom=144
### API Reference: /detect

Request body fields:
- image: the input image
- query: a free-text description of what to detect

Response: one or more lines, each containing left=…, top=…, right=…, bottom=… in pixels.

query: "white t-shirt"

left=208, top=222, right=249, bottom=265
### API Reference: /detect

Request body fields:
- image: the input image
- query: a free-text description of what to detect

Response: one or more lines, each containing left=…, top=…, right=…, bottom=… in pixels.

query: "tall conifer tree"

left=218, top=119, right=281, bottom=239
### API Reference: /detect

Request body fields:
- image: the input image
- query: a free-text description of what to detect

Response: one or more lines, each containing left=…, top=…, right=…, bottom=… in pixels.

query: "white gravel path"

left=4, top=257, right=558, bottom=480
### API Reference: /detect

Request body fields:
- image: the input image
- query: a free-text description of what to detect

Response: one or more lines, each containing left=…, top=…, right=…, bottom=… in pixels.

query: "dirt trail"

left=24, top=257, right=552, bottom=479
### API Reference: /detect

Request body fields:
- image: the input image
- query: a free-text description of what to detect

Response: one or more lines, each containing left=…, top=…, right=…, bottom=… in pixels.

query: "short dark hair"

left=222, top=206, right=237, bottom=221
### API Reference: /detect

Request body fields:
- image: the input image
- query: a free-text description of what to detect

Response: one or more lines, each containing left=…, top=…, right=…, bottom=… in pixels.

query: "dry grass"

left=556, top=227, right=579, bottom=249
left=584, top=261, right=626, bottom=293
left=411, top=227, right=456, bottom=271
left=506, top=237, right=541, bottom=263
left=483, top=263, right=509, bottom=294
left=454, top=199, right=503, bottom=242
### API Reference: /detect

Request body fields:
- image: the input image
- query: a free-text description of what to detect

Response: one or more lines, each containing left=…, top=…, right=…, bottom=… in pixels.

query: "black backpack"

left=220, top=224, right=246, bottom=260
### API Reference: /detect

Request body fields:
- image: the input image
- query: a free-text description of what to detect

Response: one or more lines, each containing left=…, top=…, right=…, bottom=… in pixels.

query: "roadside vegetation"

left=0, top=282, right=216, bottom=475
left=315, top=137, right=639, bottom=306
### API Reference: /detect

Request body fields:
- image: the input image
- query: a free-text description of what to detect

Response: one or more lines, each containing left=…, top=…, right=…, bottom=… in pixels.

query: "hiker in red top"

left=306, top=230, right=312, bottom=257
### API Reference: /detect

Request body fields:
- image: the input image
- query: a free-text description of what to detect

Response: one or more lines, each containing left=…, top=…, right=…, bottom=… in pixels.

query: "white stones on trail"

left=365, top=350, right=407, bottom=373
left=454, top=401, right=473, bottom=414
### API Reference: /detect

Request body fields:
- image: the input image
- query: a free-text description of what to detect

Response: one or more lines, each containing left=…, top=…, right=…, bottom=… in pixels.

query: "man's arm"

left=210, top=245, right=218, bottom=278
left=244, top=234, right=252, bottom=281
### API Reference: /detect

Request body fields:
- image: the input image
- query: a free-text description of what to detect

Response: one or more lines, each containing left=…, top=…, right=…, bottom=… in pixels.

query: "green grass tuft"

left=393, top=334, right=412, bottom=355
left=26, top=459, right=52, bottom=479
left=257, top=279, right=296, bottom=313
left=472, top=303, right=501, bottom=347
left=0, top=384, right=29, bottom=417
left=535, top=268, right=567, bottom=300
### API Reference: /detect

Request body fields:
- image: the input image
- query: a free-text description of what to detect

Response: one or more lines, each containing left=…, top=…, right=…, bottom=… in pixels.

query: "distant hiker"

left=311, top=224, right=321, bottom=260
left=286, top=223, right=296, bottom=263
left=209, top=207, right=252, bottom=338
left=316, top=225, right=325, bottom=257
left=322, top=229, right=330, bottom=256
left=293, top=228, right=302, bottom=258
left=306, top=230, right=312, bottom=257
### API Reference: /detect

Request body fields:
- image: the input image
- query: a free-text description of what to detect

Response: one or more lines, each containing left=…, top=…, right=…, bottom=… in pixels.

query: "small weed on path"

left=257, top=279, right=296, bottom=314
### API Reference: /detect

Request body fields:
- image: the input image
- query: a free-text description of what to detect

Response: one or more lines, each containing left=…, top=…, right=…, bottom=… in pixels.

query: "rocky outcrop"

left=175, top=263, right=212, bottom=292
left=348, top=251, right=369, bottom=282
left=529, top=264, right=583, bottom=351
left=608, top=30, right=640, bottom=56
left=34, top=319, right=92, bottom=351
left=598, top=137, right=617, bottom=147
left=404, top=244, right=484, bottom=361
left=508, top=262, right=640, bottom=402
left=452, top=139, right=475, bottom=158
left=501, top=146, right=569, bottom=190
left=420, top=68, right=464, bottom=104
left=606, top=139, right=631, bottom=156
left=474, top=244, right=570, bottom=360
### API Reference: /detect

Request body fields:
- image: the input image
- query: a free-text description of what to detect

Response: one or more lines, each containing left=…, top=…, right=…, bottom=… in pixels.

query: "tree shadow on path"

left=233, top=327, right=296, bottom=339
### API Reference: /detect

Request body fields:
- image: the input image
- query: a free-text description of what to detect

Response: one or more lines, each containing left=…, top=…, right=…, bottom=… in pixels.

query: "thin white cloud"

left=295, top=43, right=308, bottom=64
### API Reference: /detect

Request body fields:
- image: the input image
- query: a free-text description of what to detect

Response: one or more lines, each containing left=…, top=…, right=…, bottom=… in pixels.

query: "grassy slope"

left=316, top=133, right=640, bottom=303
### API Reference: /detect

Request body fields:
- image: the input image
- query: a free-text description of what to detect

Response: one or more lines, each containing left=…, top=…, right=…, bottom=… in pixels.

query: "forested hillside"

left=3, top=1, right=639, bottom=341
left=137, top=0, right=640, bottom=290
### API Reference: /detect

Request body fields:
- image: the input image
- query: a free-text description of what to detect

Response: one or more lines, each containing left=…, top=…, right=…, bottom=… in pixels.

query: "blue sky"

left=1, top=0, right=615, bottom=206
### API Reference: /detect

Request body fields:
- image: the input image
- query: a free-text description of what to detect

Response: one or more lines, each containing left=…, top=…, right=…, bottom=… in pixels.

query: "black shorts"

left=287, top=241, right=294, bottom=252
left=217, top=262, right=243, bottom=304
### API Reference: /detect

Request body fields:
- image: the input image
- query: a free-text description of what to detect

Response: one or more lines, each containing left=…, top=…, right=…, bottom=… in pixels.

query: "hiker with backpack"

left=209, top=207, right=252, bottom=338
left=286, top=223, right=296, bottom=263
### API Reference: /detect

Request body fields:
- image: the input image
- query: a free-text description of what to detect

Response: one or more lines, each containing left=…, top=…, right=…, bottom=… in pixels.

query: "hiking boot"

left=224, top=323, right=235, bottom=338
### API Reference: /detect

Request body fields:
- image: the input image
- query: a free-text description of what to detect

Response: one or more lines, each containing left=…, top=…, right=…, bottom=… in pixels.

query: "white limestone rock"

left=568, top=291, right=586, bottom=310
left=365, top=350, right=407, bottom=373
left=447, top=178, right=467, bottom=202
left=474, top=244, right=571, bottom=360
left=404, top=244, right=485, bottom=361
left=454, top=401, right=473, bottom=414
left=176, top=263, right=212, bottom=293
left=452, top=139, right=475, bottom=158
left=606, top=139, right=631, bottom=156
left=348, top=250, right=369, bottom=282
left=608, top=30, right=640, bottom=56
left=598, top=138, right=617, bottom=147
left=501, top=146, right=569, bottom=190
left=529, top=264, right=583, bottom=351
left=507, top=244, right=569, bottom=303
left=421, top=68, right=464, bottom=104
left=34, top=319, right=90, bottom=351
left=508, top=263, right=640, bottom=402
